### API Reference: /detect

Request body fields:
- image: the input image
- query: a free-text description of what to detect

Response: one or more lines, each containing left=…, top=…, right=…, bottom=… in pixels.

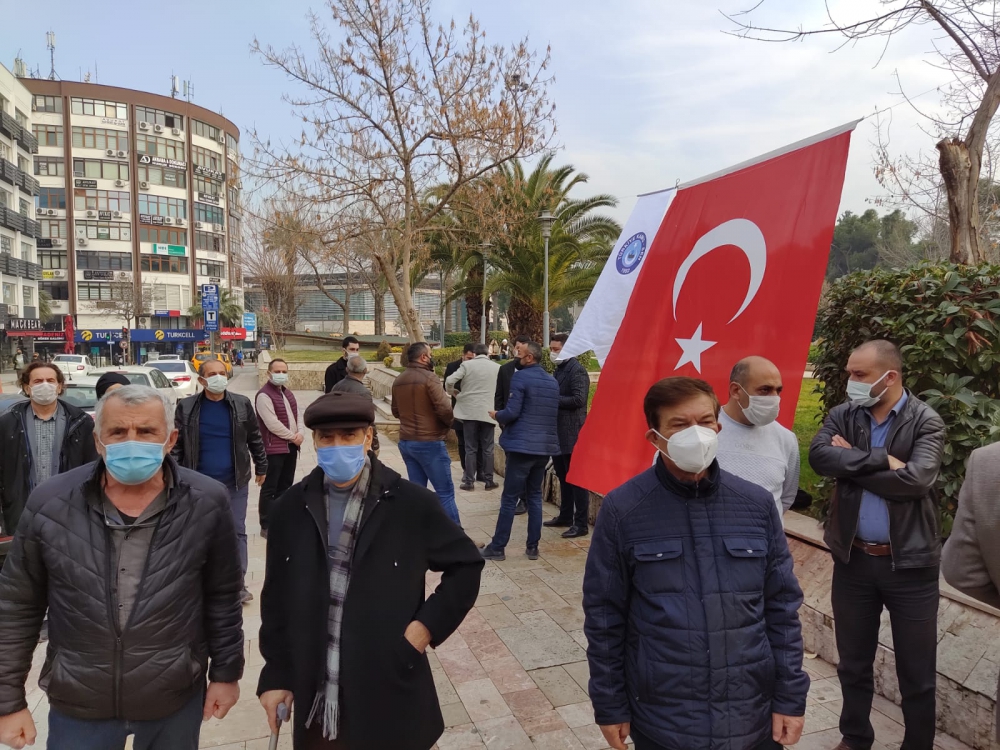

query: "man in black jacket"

left=172, top=359, right=267, bottom=603
left=257, top=391, right=483, bottom=750
left=809, top=340, right=946, bottom=750
left=324, top=336, right=360, bottom=393
left=544, top=334, right=591, bottom=538
left=0, top=385, right=244, bottom=750
left=0, top=361, right=99, bottom=541
left=494, top=335, right=531, bottom=515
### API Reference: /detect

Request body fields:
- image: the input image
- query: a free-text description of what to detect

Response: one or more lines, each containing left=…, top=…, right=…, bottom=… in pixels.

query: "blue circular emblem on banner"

left=616, top=232, right=647, bottom=275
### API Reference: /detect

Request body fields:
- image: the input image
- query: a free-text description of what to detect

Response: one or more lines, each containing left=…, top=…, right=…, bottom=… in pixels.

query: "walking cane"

left=268, top=702, right=290, bottom=750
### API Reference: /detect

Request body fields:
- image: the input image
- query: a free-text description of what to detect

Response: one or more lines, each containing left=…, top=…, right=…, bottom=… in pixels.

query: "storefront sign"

left=83, top=270, right=115, bottom=281
left=153, top=309, right=182, bottom=317
left=41, top=269, right=68, bottom=280
left=75, top=179, right=98, bottom=189
left=76, top=329, right=123, bottom=343
left=193, top=165, right=225, bottom=181
left=138, top=154, right=187, bottom=170
left=198, top=192, right=220, bottom=205
left=101, top=118, right=128, bottom=128
left=8, top=318, right=43, bottom=331
left=151, top=244, right=186, bottom=256
left=219, top=327, right=247, bottom=340
left=130, top=329, right=203, bottom=342
left=98, top=210, right=112, bottom=221
left=36, top=238, right=53, bottom=249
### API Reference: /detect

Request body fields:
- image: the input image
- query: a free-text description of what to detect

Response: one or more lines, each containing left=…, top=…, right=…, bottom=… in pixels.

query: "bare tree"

left=106, top=281, right=152, bottom=329
left=243, top=210, right=302, bottom=350
left=730, top=1, right=1000, bottom=264
left=249, top=0, right=556, bottom=341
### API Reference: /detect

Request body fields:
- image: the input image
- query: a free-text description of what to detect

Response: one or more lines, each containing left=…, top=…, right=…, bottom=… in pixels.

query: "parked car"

left=148, top=360, right=203, bottom=398
left=156, top=354, right=181, bottom=361
left=61, top=374, right=102, bottom=416
left=191, top=351, right=233, bottom=379
left=0, top=392, right=27, bottom=413
left=95, top=366, right=179, bottom=406
left=52, top=354, right=95, bottom=377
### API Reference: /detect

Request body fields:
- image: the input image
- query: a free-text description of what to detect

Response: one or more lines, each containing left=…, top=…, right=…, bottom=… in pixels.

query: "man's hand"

left=404, top=620, right=433, bottom=653
left=203, top=681, right=240, bottom=721
left=255, top=474, right=266, bottom=487
left=831, top=435, right=853, bottom=449
left=260, top=690, right=294, bottom=734
left=888, top=455, right=906, bottom=471
left=772, top=713, right=805, bottom=746
left=488, top=410, right=497, bottom=420
left=598, top=723, right=631, bottom=750
left=0, top=709, right=37, bottom=749
left=293, top=433, right=305, bottom=447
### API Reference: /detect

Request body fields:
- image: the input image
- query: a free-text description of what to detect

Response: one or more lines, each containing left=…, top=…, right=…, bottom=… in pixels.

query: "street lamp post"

left=479, top=242, right=492, bottom=346
left=538, top=209, right=555, bottom=348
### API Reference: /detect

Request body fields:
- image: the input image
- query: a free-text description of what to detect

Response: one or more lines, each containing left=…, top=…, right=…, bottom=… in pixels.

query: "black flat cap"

left=304, top=391, right=375, bottom=430
left=96, top=371, right=132, bottom=399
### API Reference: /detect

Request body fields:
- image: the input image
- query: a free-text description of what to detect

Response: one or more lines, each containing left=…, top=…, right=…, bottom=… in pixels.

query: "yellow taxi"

left=191, top=351, right=233, bottom=379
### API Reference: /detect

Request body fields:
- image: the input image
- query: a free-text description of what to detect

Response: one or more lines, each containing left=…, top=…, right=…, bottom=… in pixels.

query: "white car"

left=52, top=354, right=95, bottom=377
left=61, top=374, right=102, bottom=416
left=154, top=354, right=181, bottom=361
left=95, top=366, right=179, bottom=406
left=148, top=360, right=203, bottom=398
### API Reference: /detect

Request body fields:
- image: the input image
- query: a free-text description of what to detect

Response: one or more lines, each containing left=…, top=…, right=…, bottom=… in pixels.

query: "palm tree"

left=449, top=155, right=621, bottom=341
left=38, top=290, right=53, bottom=323
left=187, top=288, right=244, bottom=327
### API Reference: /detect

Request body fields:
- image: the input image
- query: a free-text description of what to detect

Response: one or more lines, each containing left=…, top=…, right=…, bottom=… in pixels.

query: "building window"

left=141, top=255, right=188, bottom=273
left=23, top=285, right=33, bottom=307
left=0, top=188, right=10, bottom=209
left=77, top=250, right=133, bottom=270
left=196, top=260, right=225, bottom=277
left=71, top=98, right=127, bottom=119
left=39, top=219, right=67, bottom=239
left=135, top=134, right=184, bottom=161
left=19, top=199, right=29, bottom=217
left=195, top=231, right=225, bottom=252
left=149, top=316, right=191, bottom=329
left=139, top=226, right=187, bottom=246
left=75, top=221, right=132, bottom=241
left=32, top=124, right=64, bottom=148
left=0, top=234, right=12, bottom=255
left=2, top=282, right=15, bottom=304
left=136, top=165, right=186, bottom=189
left=150, top=282, right=191, bottom=311
left=38, top=248, right=67, bottom=269
left=191, top=146, right=225, bottom=172
left=74, top=189, right=131, bottom=213
left=20, top=242, right=32, bottom=262
left=14, top=110, right=27, bottom=128
left=34, top=157, right=65, bottom=177
left=40, top=280, right=69, bottom=301
left=194, top=203, right=225, bottom=225
left=18, top=156, right=30, bottom=173
left=72, top=127, right=129, bottom=152
left=72, top=159, right=130, bottom=182
left=0, top=94, right=7, bottom=114
left=33, top=95, right=63, bottom=114
left=135, top=106, right=183, bottom=130
left=77, top=282, right=116, bottom=301
left=226, top=133, right=238, bottom=152
left=193, top=176, right=223, bottom=196
left=0, top=142, right=7, bottom=161
left=36, top=187, right=66, bottom=210
left=192, top=120, right=220, bottom=141
left=138, top=195, right=186, bottom=219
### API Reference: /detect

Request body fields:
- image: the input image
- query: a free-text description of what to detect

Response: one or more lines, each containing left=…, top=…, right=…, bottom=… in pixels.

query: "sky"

left=1, top=0, right=954, bottom=226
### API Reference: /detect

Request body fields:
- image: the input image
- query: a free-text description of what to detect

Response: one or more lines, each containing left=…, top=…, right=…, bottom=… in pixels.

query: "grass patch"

left=586, top=358, right=601, bottom=372
left=266, top=349, right=381, bottom=362
left=793, top=378, right=825, bottom=500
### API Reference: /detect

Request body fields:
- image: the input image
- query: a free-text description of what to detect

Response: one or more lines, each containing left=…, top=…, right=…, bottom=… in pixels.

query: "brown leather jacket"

left=391, top=362, right=454, bottom=442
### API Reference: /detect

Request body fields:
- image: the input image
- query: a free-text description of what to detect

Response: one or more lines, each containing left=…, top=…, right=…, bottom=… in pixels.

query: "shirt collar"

left=866, top=389, right=908, bottom=419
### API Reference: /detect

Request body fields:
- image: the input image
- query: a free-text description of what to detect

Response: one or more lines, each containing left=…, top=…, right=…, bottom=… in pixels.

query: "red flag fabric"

left=569, top=126, right=854, bottom=495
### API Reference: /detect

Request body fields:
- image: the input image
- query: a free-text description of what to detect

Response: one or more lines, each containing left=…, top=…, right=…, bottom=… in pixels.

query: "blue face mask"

left=100, top=439, right=167, bottom=485
left=317, top=443, right=367, bottom=483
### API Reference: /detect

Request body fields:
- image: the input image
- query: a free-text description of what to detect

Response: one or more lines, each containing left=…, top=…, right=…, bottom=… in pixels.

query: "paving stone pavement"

left=19, top=372, right=974, bottom=750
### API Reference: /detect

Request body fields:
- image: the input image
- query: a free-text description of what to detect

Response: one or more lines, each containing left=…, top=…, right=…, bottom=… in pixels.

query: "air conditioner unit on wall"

left=114, top=180, right=125, bottom=187
left=214, top=223, right=224, bottom=233
left=112, top=211, right=122, bottom=219
left=175, top=218, right=185, bottom=226
left=154, top=124, right=163, bottom=133
left=139, top=181, right=149, bottom=190
left=171, top=128, right=180, bottom=136
left=139, top=122, right=150, bottom=130
left=195, top=222, right=205, bottom=229
left=46, top=208, right=56, bottom=216
left=51, top=239, right=62, bottom=247
left=217, top=135, right=225, bottom=144
left=163, top=217, right=174, bottom=225
left=117, top=150, right=126, bottom=158
left=78, top=238, right=88, bottom=247
left=86, top=210, right=96, bottom=217
left=106, top=149, right=116, bottom=157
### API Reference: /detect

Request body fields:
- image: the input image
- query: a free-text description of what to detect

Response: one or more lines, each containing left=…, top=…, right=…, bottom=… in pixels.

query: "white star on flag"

left=674, top=323, right=717, bottom=373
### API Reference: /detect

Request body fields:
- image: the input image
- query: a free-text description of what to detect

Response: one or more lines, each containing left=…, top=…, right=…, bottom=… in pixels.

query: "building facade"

left=22, top=78, right=243, bottom=358
left=0, top=64, right=43, bottom=364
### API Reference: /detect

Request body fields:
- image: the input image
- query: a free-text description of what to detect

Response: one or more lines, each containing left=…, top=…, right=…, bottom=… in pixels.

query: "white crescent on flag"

left=558, top=188, right=675, bottom=364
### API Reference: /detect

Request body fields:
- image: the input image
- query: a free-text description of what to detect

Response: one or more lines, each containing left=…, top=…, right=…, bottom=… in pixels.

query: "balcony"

left=0, top=161, right=41, bottom=195
left=0, top=206, right=25, bottom=234
left=23, top=217, right=39, bottom=239
left=0, top=160, right=15, bottom=186
left=0, top=112, right=38, bottom=154
left=0, top=112, right=15, bottom=140
left=18, top=171, right=39, bottom=196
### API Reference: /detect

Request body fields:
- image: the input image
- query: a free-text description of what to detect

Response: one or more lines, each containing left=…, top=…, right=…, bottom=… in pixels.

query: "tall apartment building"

left=0, top=63, right=43, bottom=363
left=21, top=77, right=243, bottom=357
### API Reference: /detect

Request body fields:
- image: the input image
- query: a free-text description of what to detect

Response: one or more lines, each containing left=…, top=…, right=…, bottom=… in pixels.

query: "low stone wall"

left=255, top=353, right=330, bottom=391
left=367, top=366, right=399, bottom=401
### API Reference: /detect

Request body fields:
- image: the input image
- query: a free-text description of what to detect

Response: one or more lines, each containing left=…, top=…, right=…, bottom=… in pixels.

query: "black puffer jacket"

left=0, top=457, right=245, bottom=721
left=172, top=391, right=267, bottom=488
left=554, top=356, right=589, bottom=454
left=0, top=399, right=98, bottom=537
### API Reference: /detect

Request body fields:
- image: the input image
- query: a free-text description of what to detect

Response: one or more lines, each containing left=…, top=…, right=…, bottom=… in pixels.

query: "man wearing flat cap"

left=256, top=391, right=484, bottom=750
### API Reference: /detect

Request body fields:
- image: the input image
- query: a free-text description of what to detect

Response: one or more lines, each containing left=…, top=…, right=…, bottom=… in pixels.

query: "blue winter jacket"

left=583, top=459, right=809, bottom=750
left=494, top=363, right=560, bottom=456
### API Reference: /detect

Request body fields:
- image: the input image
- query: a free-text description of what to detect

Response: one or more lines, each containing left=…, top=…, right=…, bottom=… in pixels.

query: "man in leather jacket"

left=172, top=359, right=267, bottom=603
left=809, top=340, right=945, bottom=750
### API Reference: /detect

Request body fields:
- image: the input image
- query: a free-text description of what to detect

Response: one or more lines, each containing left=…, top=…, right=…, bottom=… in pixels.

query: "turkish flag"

left=569, top=125, right=854, bottom=495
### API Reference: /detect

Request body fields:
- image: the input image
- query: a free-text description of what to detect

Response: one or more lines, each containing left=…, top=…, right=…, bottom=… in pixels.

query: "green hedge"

left=813, top=262, right=1000, bottom=534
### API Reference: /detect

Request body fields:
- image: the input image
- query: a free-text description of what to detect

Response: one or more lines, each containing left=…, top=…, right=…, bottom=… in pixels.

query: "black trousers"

left=632, top=727, right=781, bottom=750
left=259, top=449, right=299, bottom=531
left=832, top=553, right=939, bottom=750
left=453, top=420, right=485, bottom=480
left=552, top=453, right=589, bottom=527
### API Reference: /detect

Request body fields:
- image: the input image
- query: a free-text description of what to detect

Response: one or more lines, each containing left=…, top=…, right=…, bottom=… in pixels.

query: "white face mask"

left=204, top=374, right=228, bottom=394
left=846, top=371, right=891, bottom=408
left=28, top=381, right=58, bottom=406
left=271, top=373, right=289, bottom=386
left=740, top=385, right=781, bottom=426
left=655, top=425, right=719, bottom=474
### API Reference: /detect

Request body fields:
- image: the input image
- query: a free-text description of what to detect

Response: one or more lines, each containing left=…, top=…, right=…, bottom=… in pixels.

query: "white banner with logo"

left=558, top=188, right=675, bottom=364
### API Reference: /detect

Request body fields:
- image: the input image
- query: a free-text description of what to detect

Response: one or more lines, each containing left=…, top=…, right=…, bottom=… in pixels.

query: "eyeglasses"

left=100, top=502, right=159, bottom=532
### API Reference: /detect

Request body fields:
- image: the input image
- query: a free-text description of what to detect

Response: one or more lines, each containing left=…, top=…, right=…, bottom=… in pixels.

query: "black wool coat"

left=257, top=459, right=484, bottom=750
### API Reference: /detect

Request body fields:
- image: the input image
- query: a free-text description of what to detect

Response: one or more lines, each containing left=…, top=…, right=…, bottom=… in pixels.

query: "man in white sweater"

left=717, top=356, right=800, bottom=521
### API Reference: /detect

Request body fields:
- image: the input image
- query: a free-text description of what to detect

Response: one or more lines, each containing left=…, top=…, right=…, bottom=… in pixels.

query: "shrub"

left=376, top=340, right=392, bottom=361
left=813, top=262, right=1000, bottom=534
left=432, top=346, right=465, bottom=370
left=391, top=346, right=403, bottom=353
left=444, top=332, right=472, bottom=348
left=383, top=355, right=393, bottom=367
left=807, top=342, right=821, bottom=364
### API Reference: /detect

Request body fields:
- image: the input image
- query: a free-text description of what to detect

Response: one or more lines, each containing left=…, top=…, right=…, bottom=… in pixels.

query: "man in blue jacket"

left=583, top=376, right=809, bottom=750
left=482, top=342, right=560, bottom=561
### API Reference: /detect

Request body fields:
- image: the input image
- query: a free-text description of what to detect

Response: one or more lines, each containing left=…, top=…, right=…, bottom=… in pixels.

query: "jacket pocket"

left=632, top=539, right=684, bottom=594
left=723, top=536, right=768, bottom=593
